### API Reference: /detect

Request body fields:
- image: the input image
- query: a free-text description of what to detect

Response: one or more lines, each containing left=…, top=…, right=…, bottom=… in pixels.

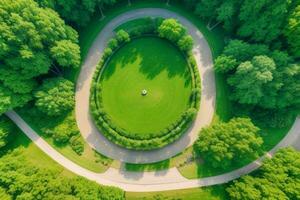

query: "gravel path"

left=75, top=8, right=215, bottom=164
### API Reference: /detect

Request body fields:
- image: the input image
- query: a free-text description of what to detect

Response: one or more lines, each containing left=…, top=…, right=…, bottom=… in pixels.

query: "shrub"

left=116, top=29, right=130, bottom=43
left=70, top=135, right=84, bottom=155
left=177, top=35, right=194, bottom=52
left=107, top=38, right=118, bottom=50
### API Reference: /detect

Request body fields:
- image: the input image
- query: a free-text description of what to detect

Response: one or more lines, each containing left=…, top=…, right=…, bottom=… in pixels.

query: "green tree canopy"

left=0, top=116, right=15, bottom=149
left=37, top=0, right=118, bottom=26
left=195, top=118, right=263, bottom=169
left=238, top=0, right=292, bottom=43
left=227, top=147, right=300, bottom=200
left=177, top=35, right=194, bottom=52
left=34, top=77, right=75, bottom=116
left=158, top=19, right=186, bottom=43
left=0, top=0, right=80, bottom=114
left=285, top=5, right=300, bottom=58
left=0, top=148, right=125, bottom=199
left=228, top=56, right=276, bottom=106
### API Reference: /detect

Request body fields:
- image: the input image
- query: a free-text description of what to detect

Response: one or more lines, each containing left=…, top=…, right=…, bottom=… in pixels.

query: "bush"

left=116, top=29, right=130, bottom=43
left=70, top=135, right=84, bottom=155
left=107, top=38, right=118, bottom=50
left=177, top=35, right=194, bottom=52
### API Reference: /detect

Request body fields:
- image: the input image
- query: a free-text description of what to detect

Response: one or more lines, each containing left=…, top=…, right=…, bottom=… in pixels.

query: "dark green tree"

left=227, top=56, right=276, bottom=106
left=238, top=0, right=292, bottom=43
left=285, top=5, right=300, bottom=58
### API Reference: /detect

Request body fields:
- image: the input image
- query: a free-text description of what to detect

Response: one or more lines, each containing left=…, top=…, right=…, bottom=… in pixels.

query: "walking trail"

left=6, top=8, right=300, bottom=192
left=75, top=8, right=215, bottom=164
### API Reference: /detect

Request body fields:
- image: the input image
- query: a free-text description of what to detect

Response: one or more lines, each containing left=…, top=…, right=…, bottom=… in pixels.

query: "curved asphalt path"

left=6, top=111, right=300, bottom=192
left=75, top=8, right=215, bottom=164
left=5, top=8, right=300, bottom=192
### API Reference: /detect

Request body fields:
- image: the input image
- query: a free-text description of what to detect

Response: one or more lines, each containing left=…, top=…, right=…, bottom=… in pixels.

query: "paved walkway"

left=6, top=111, right=300, bottom=192
left=5, top=8, right=300, bottom=192
left=75, top=8, right=215, bottom=164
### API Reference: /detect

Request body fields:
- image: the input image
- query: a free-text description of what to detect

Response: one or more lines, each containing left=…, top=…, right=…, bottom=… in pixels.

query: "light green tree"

left=34, top=77, right=75, bottom=116
left=195, top=118, right=263, bottom=169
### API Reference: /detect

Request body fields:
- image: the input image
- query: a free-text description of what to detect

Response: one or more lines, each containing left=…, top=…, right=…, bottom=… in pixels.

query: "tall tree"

left=227, top=148, right=300, bottom=200
left=195, top=118, right=263, bottom=169
left=37, top=0, right=119, bottom=26
left=34, top=77, right=75, bottom=116
left=228, top=56, right=276, bottom=106
left=0, top=0, right=80, bottom=115
left=238, top=0, right=292, bottom=43
left=285, top=5, right=300, bottom=58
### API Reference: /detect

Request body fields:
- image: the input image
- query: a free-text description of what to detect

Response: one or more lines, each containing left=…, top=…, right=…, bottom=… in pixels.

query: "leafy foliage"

left=238, top=0, right=292, bottom=43
left=217, top=40, right=300, bottom=117
left=227, top=147, right=300, bottom=200
left=0, top=116, right=15, bottom=149
left=0, top=148, right=125, bottom=199
left=195, top=118, right=263, bottom=169
left=285, top=5, right=300, bottom=58
left=0, top=0, right=80, bottom=115
left=177, top=35, right=194, bottom=52
left=37, top=0, right=119, bottom=27
left=34, top=77, right=75, bottom=116
left=228, top=55, right=276, bottom=106
left=158, top=19, right=186, bottom=43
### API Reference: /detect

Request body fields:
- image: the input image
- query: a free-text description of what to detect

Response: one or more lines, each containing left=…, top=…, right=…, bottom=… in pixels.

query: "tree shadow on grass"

left=101, top=37, right=192, bottom=88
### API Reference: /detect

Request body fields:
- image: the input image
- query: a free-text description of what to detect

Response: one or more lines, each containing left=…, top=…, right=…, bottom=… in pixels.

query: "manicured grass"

left=126, top=185, right=228, bottom=200
left=99, top=37, right=192, bottom=135
left=17, top=105, right=112, bottom=173
left=74, top=0, right=225, bottom=82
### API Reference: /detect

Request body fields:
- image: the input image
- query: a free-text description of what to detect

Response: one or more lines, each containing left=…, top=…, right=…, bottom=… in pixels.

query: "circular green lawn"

left=97, top=37, right=193, bottom=139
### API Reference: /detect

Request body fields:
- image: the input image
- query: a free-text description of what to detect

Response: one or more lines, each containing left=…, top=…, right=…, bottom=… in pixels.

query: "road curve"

left=75, top=8, right=215, bottom=164
left=6, top=111, right=300, bottom=192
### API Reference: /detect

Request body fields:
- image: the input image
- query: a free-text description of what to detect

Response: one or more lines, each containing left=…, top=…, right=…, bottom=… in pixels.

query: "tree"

left=158, top=19, right=186, bottom=42
left=177, top=35, right=194, bottom=52
left=238, top=0, right=292, bottom=43
left=227, top=56, right=276, bottom=106
left=0, top=116, right=15, bottom=149
left=194, top=0, right=240, bottom=31
left=0, top=0, right=80, bottom=115
left=0, top=148, right=125, bottom=199
left=285, top=5, right=300, bottom=58
left=214, top=55, right=238, bottom=73
left=223, top=40, right=269, bottom=62
left=195, top=118, right=263, bottom=169
left=115, top=29, right=130, bottom=43
left=227, top=148, right=300, bottom=200
left=50, top=40, right=81, bottom=68
left=34, top=77, right=75, bottom=116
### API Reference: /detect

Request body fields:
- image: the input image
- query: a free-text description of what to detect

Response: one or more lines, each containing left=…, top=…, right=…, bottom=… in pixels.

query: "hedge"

left=89, top=18, right=201, bottom=150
